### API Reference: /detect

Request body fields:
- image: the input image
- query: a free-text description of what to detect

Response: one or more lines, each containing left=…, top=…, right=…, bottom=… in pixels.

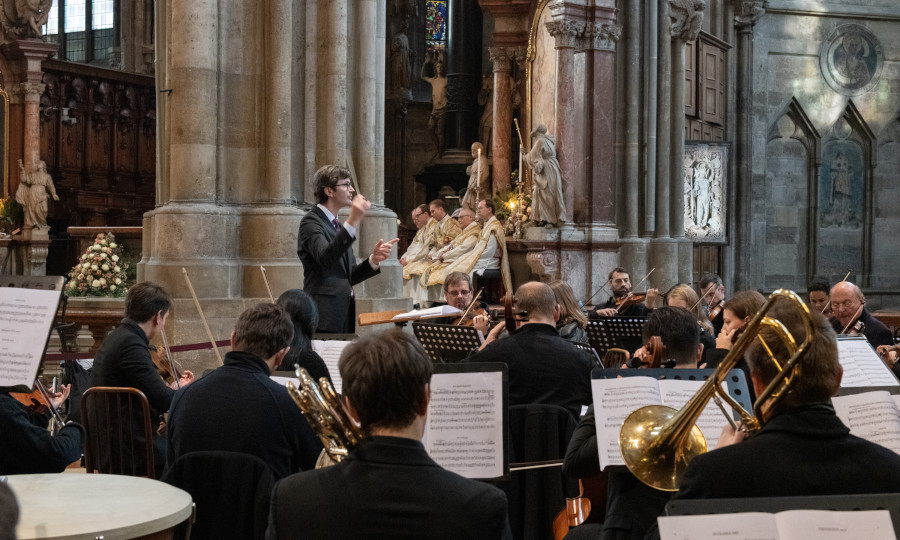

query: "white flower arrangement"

left=66, top=232, right=130, bottom=297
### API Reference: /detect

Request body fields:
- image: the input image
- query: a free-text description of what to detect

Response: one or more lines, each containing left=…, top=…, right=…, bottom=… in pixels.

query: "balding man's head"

left=515, top=282, right=559, bottom=324
left=829, top=281, right=865, bottom=327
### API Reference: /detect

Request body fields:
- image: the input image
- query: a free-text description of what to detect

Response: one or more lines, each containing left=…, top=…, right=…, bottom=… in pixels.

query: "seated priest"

left=402, top=206, right=438, bottom=306
left=419, top=207, right=482, bottom=304
left=400, top=204, right=431, bottom=302
left=266, top=329, right=512, bottom=539
left=828, top=281, right=893, bottom=347
left=166, top=303, right=322, bottom=478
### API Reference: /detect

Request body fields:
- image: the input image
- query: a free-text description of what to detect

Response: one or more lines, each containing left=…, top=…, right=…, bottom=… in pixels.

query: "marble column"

left=489, top=46, right=513, bottom=193
left=733, top=1, right=766, bottom=290
left=584, top=18, right=621, bottom=242
left=545, top=19, right=584, bottom=224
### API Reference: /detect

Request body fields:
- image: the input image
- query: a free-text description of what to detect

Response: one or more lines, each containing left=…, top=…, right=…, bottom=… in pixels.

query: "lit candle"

left=477, top=147, right=482, bottom=190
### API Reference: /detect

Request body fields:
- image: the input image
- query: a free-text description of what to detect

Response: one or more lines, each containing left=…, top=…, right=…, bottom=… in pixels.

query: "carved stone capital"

left=545, top=20, right=585, bottom=49
left=734, top=0, right=767, bottom=29
left=668, top=0, right=706, bottom=42
left=583, top=22, right=622, bottom=51
left=488, top=47, right=512, bottom=73
left=19, top=81, right=45, bottom=102
left=526, top=249, right=560, bottom=281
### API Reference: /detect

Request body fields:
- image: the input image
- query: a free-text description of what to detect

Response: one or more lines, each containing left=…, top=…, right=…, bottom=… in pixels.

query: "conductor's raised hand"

left=371, top=238, right=400, bottom=265
left=347, top=195, right=372, bottom=229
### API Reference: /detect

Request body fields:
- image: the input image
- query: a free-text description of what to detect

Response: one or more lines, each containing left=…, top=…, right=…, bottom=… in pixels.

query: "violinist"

left=1, top=383, right=84, bottom=474
left=828, top=281, right=893, bottom=347
left=433, top=272, right=493, bottom=335
left=699, top=272, right=726, bottom=334
left=666, top=283, right=716, bottom=366
left=91, top=282, right=195, bottom=476
left=592, top=267, right=659, bottom=318
left=549, top=280, right=589, bottom=344
left=807, top=276, right=831, bottom=316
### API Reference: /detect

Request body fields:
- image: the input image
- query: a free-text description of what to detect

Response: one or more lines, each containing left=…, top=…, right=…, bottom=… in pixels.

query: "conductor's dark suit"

left=266, top=436, right=512, bottom=540
left=297, top=206, right=379, bottom=333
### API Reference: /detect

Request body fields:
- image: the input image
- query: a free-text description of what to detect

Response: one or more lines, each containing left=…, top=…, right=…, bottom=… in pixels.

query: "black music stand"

left=573, top=342, right=604, bottom=369
left=593, top=368, right=754, bottom=416
left=412, top=322, right=483, bottom=363
left=585, top=316, right=647, bottom=357
left=665, top=493, right=900, bottom=540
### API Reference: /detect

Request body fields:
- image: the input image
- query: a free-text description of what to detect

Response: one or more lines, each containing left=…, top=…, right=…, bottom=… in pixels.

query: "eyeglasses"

left=333, top=182, right=353, bottom=189
left=446, top=289, right=471, bottom=297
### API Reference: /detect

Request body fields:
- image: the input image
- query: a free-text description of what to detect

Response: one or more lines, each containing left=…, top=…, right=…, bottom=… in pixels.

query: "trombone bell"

left=619, top=405, right=707, bottom=492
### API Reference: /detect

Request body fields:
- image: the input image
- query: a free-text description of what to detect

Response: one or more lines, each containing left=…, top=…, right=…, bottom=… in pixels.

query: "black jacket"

left=829, top=308, right=894, bottom=348
left=466, top=323, right=593, bottom=419
left=297, top=206, right=380, bottom=333
left=166, top=350, right=322, bottom=479
left=266, top=436, right=512, bottom=540
left=0, top=392, right=84, bottom=474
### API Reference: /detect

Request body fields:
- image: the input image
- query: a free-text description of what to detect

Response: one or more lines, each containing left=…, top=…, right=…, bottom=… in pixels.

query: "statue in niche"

left=683, top=144, right=726, bottom=240
left=16, top=159, right=58, bottom=231
left=668, top=0, right=706, bottom=42
left=691, top=159, right=713, bottom=228
left=462, top=142, right=489, bottom=211
left=829, top=152, right=853, bottom=227
left=421, top=49, right=448, bottom=160
left=525, top=125, right=566, bottom=226
left=389, top=18, right=414, bottom=102
left=1, top=0, right=53, bottom=39
left=478, top=76, right=493, bottom=156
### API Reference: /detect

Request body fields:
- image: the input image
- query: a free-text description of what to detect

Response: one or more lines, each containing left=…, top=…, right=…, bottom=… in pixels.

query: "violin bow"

left=691, top=283, right=718, bottom=313
left=455, top=288, right=484, bottom=327
left=840, top=302, right=865, bottom=335
left=260, top=266, right=275, bottom=303
left=159, top=327, right=182, bottom=389
left=822, top=270, right=851, bottom=315
left=34, top=379, right=64, bottom=425
left=584, top=278, right=612, bottom=308
left=616, top=267, right=655, bottom=313
left=182, top=267, right=224, bottom=365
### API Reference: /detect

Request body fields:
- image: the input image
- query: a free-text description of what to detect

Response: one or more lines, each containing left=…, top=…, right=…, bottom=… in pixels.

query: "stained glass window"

left=425, top=0, right=447, bottom=53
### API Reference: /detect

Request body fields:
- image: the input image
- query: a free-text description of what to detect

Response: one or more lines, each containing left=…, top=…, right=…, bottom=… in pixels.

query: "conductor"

left=298, top=165, right=398, bottom=333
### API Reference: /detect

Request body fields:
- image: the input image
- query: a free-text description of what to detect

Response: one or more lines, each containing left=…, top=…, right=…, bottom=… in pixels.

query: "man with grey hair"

left=466, top=281, right=593, bottom=419
left=828, top=281, right=892, bottom=347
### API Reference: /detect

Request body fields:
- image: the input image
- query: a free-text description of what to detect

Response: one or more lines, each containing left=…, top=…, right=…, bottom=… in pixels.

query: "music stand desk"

left=358, top=310, right=454, bottom=327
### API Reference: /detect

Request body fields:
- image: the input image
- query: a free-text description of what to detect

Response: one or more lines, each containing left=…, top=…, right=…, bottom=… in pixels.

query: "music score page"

left=658, top=509, right=894, bottom=540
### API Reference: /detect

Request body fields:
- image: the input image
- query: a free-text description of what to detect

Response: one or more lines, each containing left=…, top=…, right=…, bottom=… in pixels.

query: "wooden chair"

left=81, top=386, right=156, bottom=478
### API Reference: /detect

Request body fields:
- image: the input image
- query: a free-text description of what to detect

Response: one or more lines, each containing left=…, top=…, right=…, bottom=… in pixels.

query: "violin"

left=708, top=299, right=724, bottom=322
left=615, top=292, right=647, bottom=311
left=10, top=378, right=65, bottom=426
left=452, top=306, right=494, bottom=328
left=150, top=345, right=177, bottom=385
left=840, top=303, right=866, bottom=336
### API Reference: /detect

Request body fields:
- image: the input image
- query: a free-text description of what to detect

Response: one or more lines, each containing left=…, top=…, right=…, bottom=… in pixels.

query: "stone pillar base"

left=15, top=228, right=50, bottom=276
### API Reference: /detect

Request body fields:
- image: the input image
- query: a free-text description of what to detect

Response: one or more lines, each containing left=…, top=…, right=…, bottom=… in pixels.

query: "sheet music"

left=592, top=377, right=724, bottom=470
left=0, top=287, right=60, bottom=388
left=658, top=509, right=894, bottom=540
left=424, top=370, right=504, bottom=479
left=311, top=340, right=352, bottom=394
left=837, top=338, right=900, bottom=388
left=832, top=391, right=900, bottom=455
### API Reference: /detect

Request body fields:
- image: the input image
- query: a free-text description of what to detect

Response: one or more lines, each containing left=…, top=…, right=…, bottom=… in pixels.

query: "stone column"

left=584, top=19, right=621, bottom=242
left=489, top=46, right=513, bottom=193
left=545, top=19, right=584, bottom=225
left=733, top=1, right=766, bottom=290
left=445, top=0, right=483, bottom=152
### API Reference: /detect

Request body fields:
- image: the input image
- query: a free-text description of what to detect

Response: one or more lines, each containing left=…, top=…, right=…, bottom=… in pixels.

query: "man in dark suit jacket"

left=297, top=165, right=398, bottom=333
left=828, top=280, right=893, bottom=347
left=591, top=267, right=659, bottom=319
left=467, top=281, right=593, bottom=419
left=267, top=329, right=512, bottom=540
left=671, top=299, right=900, bottom=501
left=166, top=303, right=322, bottom=479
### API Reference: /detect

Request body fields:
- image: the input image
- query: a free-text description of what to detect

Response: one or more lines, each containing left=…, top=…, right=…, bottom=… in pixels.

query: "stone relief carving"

left=1, top=0, right=52, bottom=40
left=668, top=0, right=706, bottom=42
left=545, top=20, right=585, bottom=49
left=734, top=0, right=767, bottom=28
left=683, top=143, right=727, bottom=241
left=583, top=22, right=622, bottom=51
left=820, top=24, right=883, bottom=97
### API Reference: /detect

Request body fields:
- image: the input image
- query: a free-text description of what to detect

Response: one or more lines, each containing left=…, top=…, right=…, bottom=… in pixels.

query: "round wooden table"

left=4, top=473, right=193, bottom=540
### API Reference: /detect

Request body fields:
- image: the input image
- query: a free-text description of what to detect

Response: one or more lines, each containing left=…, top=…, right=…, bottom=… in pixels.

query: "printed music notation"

left=832, top=390, right=900, bottom=456
left=658, top=509, right=894, bottom=540
left=836, top=338, right=900, bottom=388
left=0, top=287, right=61, bottom=388
left=424, top=371, right=504, bottom=479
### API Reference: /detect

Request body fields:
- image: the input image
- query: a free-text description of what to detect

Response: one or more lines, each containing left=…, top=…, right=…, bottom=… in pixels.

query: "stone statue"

left=421, top=49, right=448, bottom=159
left=462, top=142, right=489, bottom=211
left=668, top=0, right=706, bottom=42
left=16, top=159, right=58, bottom=231
left=1, top=0, right=53, bottom=39
left=830, top=152, right=853, bottom=226
left=691, top=160, right=713, bottom=227
left=525, top=125, right=566, bottom=226
left=389, top=20, right=414, bottom=101
left=478, top=76, right=493, bottom=156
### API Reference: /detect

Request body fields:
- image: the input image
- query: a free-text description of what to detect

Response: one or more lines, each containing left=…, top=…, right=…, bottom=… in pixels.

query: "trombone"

left=618, top=289, right=815, bottom=491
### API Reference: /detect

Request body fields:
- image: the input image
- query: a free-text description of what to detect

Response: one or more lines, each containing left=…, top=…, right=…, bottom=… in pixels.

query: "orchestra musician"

left=549, top=280, right=589, bottom=345
left=90, top=282, right=195, bottom=476
left=0, top=383, right=83, bottom=474
left=563, top=307, right=702, bottom=540
left=166, top=303, right=322, bottom=478
left=592, top=267, right=659, bottom=318
left=274, top=289, right=333, bottom=383
left=665, top=283, right=716, bottom=366
left=828, top=281, right=893, bottom=347
left=432, top=271, right=492, bottom=333
left=267, top=329, right=512, bottom=539
left=807, top=275, right=831, bottom=315
left=699, top=272, right=725, bottom=334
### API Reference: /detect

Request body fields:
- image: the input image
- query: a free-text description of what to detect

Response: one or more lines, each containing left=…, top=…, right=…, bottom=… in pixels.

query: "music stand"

left=573, top=342, right=604, bottom=369
left=665, top=493, right=900, bottom=540
left=412, top=322, right=483, bottom=363
left=586, top=316, right=647, bottom=357
left=593, top=368, right=753, bottom=416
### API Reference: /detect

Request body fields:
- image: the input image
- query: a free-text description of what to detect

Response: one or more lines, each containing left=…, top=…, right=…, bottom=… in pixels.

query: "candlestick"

left=477, top=148, right=482, bottom=190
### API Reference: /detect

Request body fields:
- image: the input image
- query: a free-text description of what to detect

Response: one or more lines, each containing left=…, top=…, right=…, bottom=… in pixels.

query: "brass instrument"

left=286, top=366, right=362, bottom=468
left=618, top=289, right=815, bottom=491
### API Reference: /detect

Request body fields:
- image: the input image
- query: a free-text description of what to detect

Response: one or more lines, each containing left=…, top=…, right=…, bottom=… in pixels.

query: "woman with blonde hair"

left=666, top=283, right=715, bottom=366
left=549, top=280, right=589, bottom=344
